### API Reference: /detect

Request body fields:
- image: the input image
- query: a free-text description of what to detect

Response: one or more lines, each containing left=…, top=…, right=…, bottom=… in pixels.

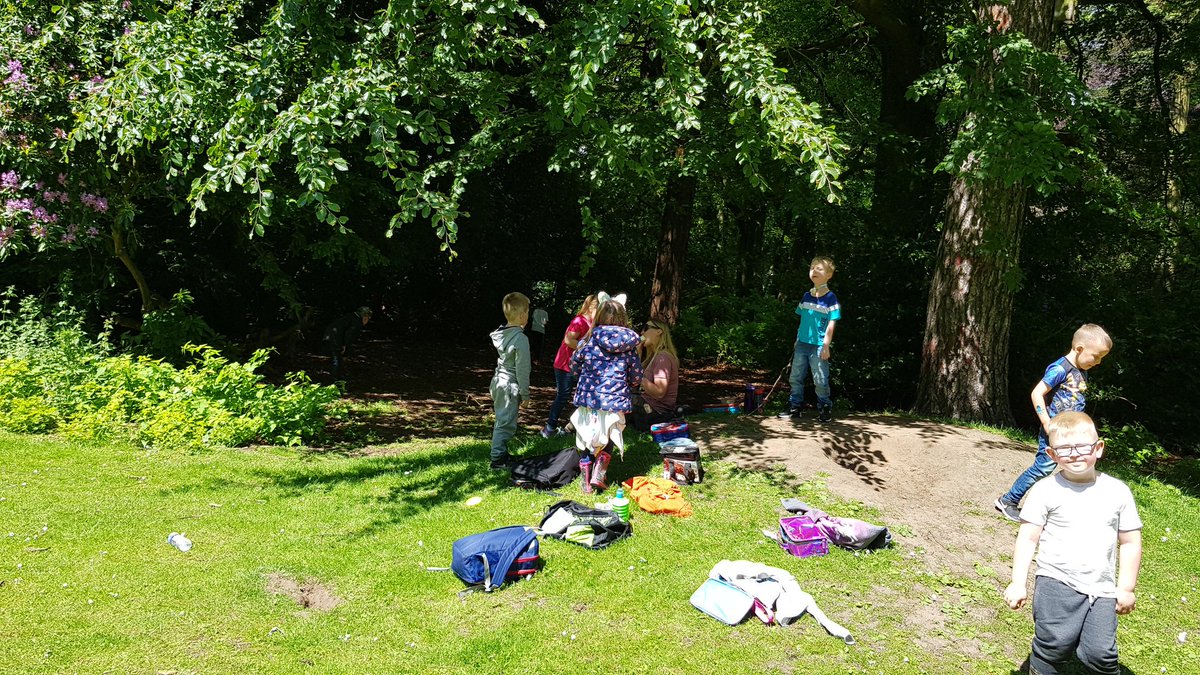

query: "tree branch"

left=792, top=22, right=870, bottom=56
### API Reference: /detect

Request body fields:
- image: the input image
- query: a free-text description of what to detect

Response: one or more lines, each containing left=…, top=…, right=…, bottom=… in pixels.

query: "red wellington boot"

left=590, top=448, right=612, bottom=491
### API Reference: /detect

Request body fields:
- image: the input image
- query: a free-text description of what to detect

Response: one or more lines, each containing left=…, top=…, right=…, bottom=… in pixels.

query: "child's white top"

left=1020, top=472, right=1142, bottom=598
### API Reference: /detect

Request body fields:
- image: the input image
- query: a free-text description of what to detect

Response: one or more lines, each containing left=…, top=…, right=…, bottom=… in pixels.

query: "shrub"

left=675, top=290, right=796, bottom=369
left=1100, top=422, right=1169, bottom=469
left=0, top=293, right=338, bottom=449
left=122, top=289, right=223, bottom=364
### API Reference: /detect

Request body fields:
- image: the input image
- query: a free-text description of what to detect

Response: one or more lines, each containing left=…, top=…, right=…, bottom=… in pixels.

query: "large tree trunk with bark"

left=649, top=172, right=697, bottom=324
left=916, top=178, right=1026, bottom=422
left=915, top=0, right=1055, bottom=424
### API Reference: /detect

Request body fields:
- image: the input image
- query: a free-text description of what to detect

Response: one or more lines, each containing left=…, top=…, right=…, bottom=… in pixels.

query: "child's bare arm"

left=1004, top=522, right=1042, bottom=609
left=1030, top=381, right=1052, bottom=432
left=819, top=320, right=837, bottom=360
left=1116, top=529, right=1143, bottom=614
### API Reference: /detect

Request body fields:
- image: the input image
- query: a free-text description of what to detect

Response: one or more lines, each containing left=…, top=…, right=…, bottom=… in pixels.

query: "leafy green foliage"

left=911, top=23, right=1121, bottom=195
left=121, top=289, right=222, bottom=363
left=0, top=293, right=338, bottom=449
left=1100, top=422, right=1169, bottom=470
left=676, top=290, right=794, bottom=368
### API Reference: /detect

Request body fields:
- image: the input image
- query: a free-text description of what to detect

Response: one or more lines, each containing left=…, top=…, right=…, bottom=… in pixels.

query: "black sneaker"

left=489, top=457, right=512, bottom=471
left=994, top=498, right=1021, bottom=523
left=776, top=408, right=801, bottom=420
left=818, top=406, right=832, bottom=423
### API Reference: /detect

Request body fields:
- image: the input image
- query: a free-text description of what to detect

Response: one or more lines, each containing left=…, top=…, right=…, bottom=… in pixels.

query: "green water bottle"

left=612, top=487, right=630, bottom=523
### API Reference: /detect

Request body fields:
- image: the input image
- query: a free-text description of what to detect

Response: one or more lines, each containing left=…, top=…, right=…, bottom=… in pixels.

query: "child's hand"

left=1003, top=582, right=1027, bottom=610
left=819, top=345, right=831, bottom=361
left=1116, top=589, right=1136, bottom=614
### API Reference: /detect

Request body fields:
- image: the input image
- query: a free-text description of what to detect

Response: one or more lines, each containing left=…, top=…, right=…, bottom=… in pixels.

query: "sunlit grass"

left=1, top=430, right=1196, bottom=673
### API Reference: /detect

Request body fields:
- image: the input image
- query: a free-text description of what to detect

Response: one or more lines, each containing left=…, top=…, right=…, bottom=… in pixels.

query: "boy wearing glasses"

left=1004, top=411, right=1142, bottom=675
left=995, top=324, right=1112, bottom=522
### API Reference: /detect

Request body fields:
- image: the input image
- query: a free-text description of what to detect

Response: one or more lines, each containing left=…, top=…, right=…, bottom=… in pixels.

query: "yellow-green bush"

left=0, top=295, right=339, bottom=450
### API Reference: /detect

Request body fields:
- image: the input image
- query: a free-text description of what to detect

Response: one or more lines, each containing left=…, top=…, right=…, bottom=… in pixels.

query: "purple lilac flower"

left=57, top=173, right=67, bottom=186
left=24, top=25, right=36, bottom=36
left=122, top=0, right=131, bottom=9
left=34, top=180, right=44, bottom=190
left=4, top=60, right=32, bottom=91
left=86, top=226, right=99, bottom=238
left=29, top=223, right=48, bottom=239
left=5, top=197, right=33, bottom=212
left=81, top=193, right=109, bottom=213
left=32, top=206, right=50, bottom=221
left=124, top=27, right=133, bottom=36
left=0, top=226, right=14, bottom=246
left=61, top=232, right=76, bottom=243
left=53, top=128, right=67, bottom=139
left=0, top=170, right=18, bottom=190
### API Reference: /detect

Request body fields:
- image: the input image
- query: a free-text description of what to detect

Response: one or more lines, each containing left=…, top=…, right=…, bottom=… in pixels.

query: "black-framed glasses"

left=1050, top=440, right=1101, bottom=458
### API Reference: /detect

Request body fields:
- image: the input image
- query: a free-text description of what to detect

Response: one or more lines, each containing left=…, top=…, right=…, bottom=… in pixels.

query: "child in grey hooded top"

left=488, top=292, right=531, bottom=469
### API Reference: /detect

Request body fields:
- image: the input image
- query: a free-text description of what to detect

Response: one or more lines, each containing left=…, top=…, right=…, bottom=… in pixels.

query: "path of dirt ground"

left=693, top=413, right=1031, bottom=579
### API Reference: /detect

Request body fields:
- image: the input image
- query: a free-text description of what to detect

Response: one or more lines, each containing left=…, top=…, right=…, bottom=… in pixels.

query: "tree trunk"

left=850, top=0, right=941, bottom=235
left=1158, top=70, right=1189, bottom=289
left=111, top=225, right=160, bottom=313
left=916, top=178, right=1026, bottom=422
left=735, top=203, right=766, bottom=295
left=915, top=0, right=1055, bottom=425
left=649, top=172, right=697, bottom=324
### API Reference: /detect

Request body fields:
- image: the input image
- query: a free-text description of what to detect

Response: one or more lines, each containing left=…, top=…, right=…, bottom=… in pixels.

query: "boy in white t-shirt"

left=1003, top=411, right=1143, bottom=675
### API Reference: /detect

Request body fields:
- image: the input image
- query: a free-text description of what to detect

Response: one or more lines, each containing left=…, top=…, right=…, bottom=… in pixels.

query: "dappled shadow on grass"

left=1148, top=456, right=1200, bottom=501
left=1008, top=655, right=1136, bottom=675
left=1106, top=455, right=1200, bottom=503
left=242, top=427, right=669, bottom=538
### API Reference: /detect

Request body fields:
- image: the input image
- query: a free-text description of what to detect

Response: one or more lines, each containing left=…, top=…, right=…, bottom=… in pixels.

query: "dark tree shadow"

left=693, top=412, right=1030, bottom=491
left=1009, top=655, right=1136, bottom=674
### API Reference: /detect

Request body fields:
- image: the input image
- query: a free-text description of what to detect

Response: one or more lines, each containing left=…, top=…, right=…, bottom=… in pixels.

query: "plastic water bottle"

left=167, top=532, right=192, bottom=552
left=612, top=488, right=630, bottom=522
left=579, top=455, right=593, bottom=494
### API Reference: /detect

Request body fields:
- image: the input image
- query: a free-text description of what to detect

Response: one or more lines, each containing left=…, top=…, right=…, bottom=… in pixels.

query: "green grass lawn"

left=1, top=429, right=1197, bottom=674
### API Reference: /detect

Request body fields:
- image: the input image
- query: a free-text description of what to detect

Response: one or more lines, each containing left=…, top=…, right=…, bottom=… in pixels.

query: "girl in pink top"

left=542, top=294, right=598, bottom=437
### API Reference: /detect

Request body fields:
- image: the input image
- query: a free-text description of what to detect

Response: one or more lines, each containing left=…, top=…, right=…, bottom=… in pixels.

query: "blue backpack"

left=449, top=526, right=540, bottom=592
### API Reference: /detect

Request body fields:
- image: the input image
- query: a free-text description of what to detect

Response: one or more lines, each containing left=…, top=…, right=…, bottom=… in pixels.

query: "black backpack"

left=511, top=447, right=581, bottom=490
left=538, top=500, right=632, bottom=549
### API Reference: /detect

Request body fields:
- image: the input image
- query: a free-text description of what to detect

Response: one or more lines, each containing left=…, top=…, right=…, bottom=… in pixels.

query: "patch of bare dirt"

left=693, top=413, right=1028, bottom=580
left=695, top=413, right=1032, bottom=666
left=265, top=573, right=344, bottom=613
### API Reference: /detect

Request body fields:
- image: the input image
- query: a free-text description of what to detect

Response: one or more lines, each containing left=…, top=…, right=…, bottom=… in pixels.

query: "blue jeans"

left=547, top=368, right=576, bottom=429
left=1001, top=429, right=1057, bottom=505
left=788, top=341, right=831, bottom=409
